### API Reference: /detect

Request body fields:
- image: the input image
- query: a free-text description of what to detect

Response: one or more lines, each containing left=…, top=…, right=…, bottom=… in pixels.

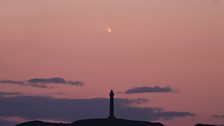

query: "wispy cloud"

left=0, top=118, right=15, bottom=126
left=0, top=77, right=83, bottom=88
left=0, top=116, right=27, bottom=124
left=0, top=92, right=23, bottom=97
left=212, top=114, right=224, bottom=118
left=125, top=86, right=172, bottom=94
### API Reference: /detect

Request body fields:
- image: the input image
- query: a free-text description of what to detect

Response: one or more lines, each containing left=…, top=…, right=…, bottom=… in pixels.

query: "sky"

left=0, top=0, right=224, bottom=126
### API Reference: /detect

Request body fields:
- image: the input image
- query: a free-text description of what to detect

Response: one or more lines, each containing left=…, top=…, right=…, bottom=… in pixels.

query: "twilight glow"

left=0, top=0, right=224, bottom=126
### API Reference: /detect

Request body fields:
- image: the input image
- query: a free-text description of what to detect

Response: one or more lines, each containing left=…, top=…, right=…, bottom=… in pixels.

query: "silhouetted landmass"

left=72, top=119, right=164, bottom=126
left=15, top=90, right=165, bottom=126
left=16, top=118, right=164, bottom=126
left=195, top=124, right=215, bottom=126
left=15, top=90, right=201, bottom=126
left=14, top=90, right=221, bottom=126
left=16, top=121, right=69, bottom=126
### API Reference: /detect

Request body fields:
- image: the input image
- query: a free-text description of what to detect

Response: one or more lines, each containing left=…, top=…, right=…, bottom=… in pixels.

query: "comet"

left=106, top=25, right=112, bottom=33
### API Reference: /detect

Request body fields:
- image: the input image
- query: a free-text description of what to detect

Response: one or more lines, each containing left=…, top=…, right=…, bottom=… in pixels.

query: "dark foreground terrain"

left=16, top=119, right=224, bottom=126
left=16, top=118, right=164, bottom=126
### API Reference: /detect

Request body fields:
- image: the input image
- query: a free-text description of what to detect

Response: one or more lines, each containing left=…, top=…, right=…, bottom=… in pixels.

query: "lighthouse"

left=108, top=90, right=115, bottom=119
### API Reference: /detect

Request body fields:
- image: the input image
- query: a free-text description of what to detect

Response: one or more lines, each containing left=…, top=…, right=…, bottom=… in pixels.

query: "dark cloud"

left=0, top=95, right=194, bottom=126
left=0, top=92, right=23, bottom=97
left=212, top=114, right=224, bottom=118
left=125, top=86, right=172, bottom=94
left=0, top=80, right=24, bottom=84
left=0, top=77, right=83, bottom=88
left=0, top=119, right=15, bottom=126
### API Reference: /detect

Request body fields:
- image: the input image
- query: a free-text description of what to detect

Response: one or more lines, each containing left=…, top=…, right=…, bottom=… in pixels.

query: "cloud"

left=125, top=86, right=172, bottom=94
left=0, top=116, right=27, bottom=123
left=0, top=119, right=15, bottom=126
left=0, top=95, right=194, bottom=126
left=212, top=114, right=224, bottom=118
left=0, top=80, right=24, bottom=84
left=0, top=92, right=23, bottom=97
left=0, top=77, right=83, bottom=88
left=0, top=115, right=69, bottom=125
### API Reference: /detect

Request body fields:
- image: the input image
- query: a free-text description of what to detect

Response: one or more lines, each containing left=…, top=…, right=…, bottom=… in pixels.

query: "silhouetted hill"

left=72, top=118, right=164, bottom=126
left=16, top=121, right=69, bottom=126
left=16, top=90, right=165, bottom=126
left=16, top=118, right=164, bottom=126
left=195, top=124, right=215, bottom=126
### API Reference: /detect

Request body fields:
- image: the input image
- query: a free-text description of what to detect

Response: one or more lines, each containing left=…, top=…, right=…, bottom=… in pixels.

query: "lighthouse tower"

left=108, top=90, right=115, bottom=119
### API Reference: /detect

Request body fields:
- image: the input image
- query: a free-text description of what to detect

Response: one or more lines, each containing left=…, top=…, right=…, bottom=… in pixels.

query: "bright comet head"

left=106, top=26, right=112, bottom=33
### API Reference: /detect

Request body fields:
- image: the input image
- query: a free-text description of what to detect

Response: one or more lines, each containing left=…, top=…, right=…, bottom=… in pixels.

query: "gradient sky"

left=0, top=0, right=224, bottom=126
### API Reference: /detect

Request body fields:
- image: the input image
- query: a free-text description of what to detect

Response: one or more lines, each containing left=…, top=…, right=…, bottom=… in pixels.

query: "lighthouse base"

left=108, top=115, right=116, bottom=119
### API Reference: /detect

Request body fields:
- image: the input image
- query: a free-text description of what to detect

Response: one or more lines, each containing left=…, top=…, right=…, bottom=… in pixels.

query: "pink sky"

left=0, top=0, right=224, bottom=126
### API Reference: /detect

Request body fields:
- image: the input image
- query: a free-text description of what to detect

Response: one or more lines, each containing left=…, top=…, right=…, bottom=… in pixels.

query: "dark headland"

left=16, top=90, right=164, bottom=126
left=15, top=90, right=221, bottom=126
left=16, top=119, right=164, bottom=126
